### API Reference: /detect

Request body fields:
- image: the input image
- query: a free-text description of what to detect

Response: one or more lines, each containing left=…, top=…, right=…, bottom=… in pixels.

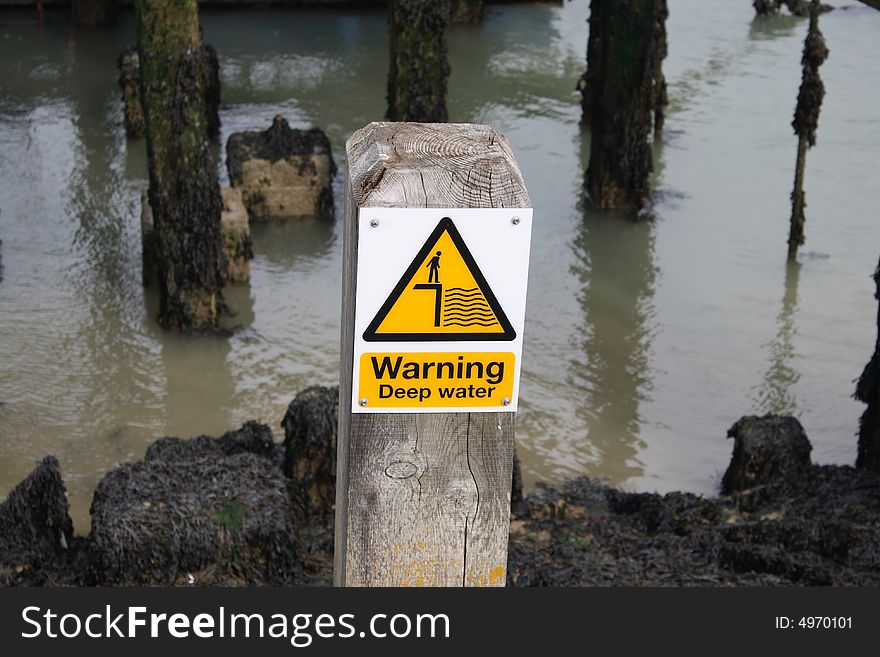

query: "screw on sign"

left=336, top=122, right=532, bottom=587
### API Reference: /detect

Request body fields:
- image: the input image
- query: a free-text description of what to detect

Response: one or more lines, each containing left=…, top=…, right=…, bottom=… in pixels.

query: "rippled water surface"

left=1, top=1, right=879, bottom=530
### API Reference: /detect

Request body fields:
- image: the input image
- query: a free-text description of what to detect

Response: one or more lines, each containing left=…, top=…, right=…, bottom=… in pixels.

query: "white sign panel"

left=351, top=208, right=532, bottom=413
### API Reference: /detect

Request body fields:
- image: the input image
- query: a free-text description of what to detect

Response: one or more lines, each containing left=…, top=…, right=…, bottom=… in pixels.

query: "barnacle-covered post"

left=118, top=43, right=221, bottom=140
left=387, top=0, right=450, bottom=122
left=581, top=0, right=669, bottom=210
left=134, top=0, right=226, bottom=331
left=788, top=0, right=828, bottom=260
left=855, top=259, right=880, bottom=473
left=753, top=1, right=831, bottom=17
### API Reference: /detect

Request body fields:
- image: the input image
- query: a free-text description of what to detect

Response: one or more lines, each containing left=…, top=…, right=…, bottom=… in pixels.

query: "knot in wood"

left=384, top=461, right=418, bottom=479
left=445, top=486, right=475, bottom=512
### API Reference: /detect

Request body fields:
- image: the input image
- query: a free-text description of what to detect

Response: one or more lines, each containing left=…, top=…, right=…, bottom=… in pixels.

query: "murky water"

left=1, top=1, right=878, bottom=531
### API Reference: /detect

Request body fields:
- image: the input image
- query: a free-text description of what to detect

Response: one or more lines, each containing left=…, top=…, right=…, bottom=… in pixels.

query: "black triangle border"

left=363, top=216, right=516, bottom=342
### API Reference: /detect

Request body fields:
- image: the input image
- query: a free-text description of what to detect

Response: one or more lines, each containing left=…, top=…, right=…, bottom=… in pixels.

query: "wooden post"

left=583, top=0, right=668, bottom=210
left=335, top=122, right=531, bottom=587
left=387, top=0, right=450, bottom=122
left=134, top=0, right=226, bottom=331
left=788, top=0, right=828, bottom=260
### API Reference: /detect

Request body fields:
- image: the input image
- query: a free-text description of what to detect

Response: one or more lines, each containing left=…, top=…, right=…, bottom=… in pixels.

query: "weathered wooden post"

left=335, top=123, right=532, bottom=586
left=134, top=0, right=226, bottom=331
left=581, top=0, right=669, bottom=210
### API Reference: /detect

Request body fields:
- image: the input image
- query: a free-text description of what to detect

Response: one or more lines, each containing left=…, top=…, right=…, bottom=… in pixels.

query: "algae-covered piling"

left=582, top=0, right=668, bottom=210
left=753, top=0, right=833, bottom=16
left=134, top=0, right=227, bottom=331
left=788, top=0, right=828, bottom=259
left=118, top=43, right=221, bottom=140
left=387, top=0, right=450, bottom=122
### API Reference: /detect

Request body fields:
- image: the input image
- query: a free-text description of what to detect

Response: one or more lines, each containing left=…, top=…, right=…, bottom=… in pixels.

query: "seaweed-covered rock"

left=146, top=420, right=278, bottom=463
left=226, top=115, right=336, bottom=220
left=0, top=456, right=74, bottom=584
left=721, top=415, right=812, bottom=494
left=509, top=466, right=880, bottom=586
left=89, top=422, right=297, bottom=585
left=509, top=416, right=880, bottom=587
left=281, top=386, right=339, bottom=520
left=117, top=43, right=221, bottom=140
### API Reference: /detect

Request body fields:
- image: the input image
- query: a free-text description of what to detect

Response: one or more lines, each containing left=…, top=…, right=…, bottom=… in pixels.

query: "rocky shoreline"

left=2, top=386, right=878, bottom=586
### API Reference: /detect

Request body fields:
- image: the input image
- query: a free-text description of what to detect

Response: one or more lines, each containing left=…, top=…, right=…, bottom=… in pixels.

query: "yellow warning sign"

left=363, top=217, right=515, bottom=342
left=358, top=352, right=515, bottom=409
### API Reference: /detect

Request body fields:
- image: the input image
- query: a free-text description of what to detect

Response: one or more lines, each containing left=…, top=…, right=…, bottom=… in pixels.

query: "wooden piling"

left=335, top=122, right=530, bottom=587
left=387, top=0, right=450, bottom=122
left=788, top=0, right=828, bottom=260
left=582, top=0, right=669, bottom=210
left=134, top=0, right=226, bottom=331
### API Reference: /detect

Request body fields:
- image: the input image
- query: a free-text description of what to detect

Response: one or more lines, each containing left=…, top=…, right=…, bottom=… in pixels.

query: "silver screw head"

left=511, top=216, right=521, bottom=225
left=501, top=397, right=511, bottom=406
left=359, top=398, right=369, bottom=407
left=369, top=219, right=380, bottom=228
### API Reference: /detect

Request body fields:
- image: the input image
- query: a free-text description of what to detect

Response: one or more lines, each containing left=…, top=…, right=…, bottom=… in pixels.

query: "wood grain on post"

left=336, top=122, right=531, bottom=587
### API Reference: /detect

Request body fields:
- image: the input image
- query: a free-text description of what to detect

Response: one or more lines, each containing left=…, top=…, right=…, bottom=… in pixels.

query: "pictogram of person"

left=427, top=251, right=441, bottom=283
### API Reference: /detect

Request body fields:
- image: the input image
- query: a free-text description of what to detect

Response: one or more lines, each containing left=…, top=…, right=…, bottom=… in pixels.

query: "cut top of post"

left=346, top=122, right=531, bottom=210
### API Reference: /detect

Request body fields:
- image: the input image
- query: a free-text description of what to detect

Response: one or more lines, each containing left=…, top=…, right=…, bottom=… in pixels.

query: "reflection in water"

left=569, top=197, right=657, bottom=485
left=67, top=26, right=137, bottom=292
left=748, top=12, right=802, bottom=42
left=159, top=333, right=235, bottom=439
left=66, top=25, right=169, bottom=461
left=447, top=3, right=579, bottom=122
left=250, top=219, right=336, bottom=272
left=753, top=259, right=802, bottom=416
left=220, top=282, right=257, bottom=332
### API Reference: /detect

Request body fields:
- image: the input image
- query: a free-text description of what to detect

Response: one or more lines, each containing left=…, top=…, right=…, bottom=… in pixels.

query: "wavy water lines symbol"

left=442, top=287, right=500, bottom=328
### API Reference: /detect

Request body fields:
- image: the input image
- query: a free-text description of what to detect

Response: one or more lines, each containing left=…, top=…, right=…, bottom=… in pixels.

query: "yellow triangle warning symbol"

left=364, top=217, right=516, bottom=342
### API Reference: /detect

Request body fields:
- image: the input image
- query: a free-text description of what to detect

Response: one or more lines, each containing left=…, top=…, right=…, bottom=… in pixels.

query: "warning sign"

left=352, top=208, right=532, bottom=414
left=363, top=217, right=515, bottom=341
